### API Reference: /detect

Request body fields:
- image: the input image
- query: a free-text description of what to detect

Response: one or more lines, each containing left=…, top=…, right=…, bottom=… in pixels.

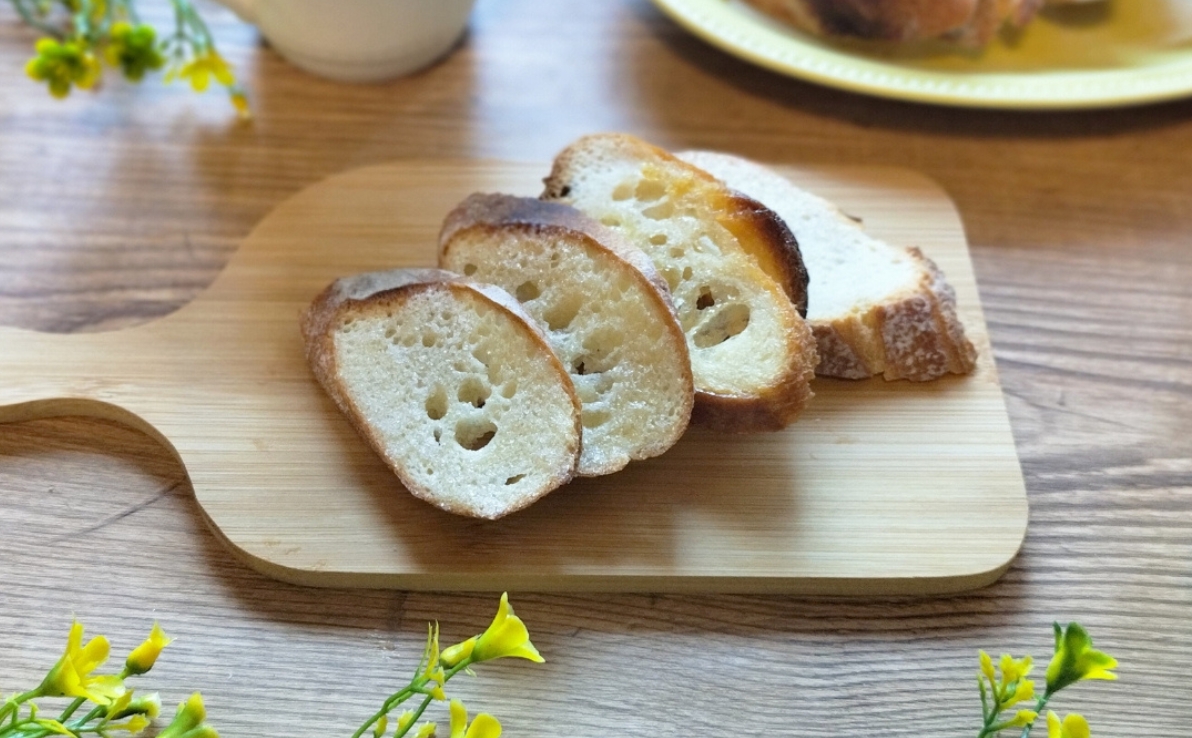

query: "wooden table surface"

left=1, top=1, right=1189, bottom=736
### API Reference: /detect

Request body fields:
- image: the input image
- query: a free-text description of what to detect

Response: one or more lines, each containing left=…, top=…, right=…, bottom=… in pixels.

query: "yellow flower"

left=110, top=692, right=161, bottom=720
left=421, top=623, right=447, bottom=700
left=396, top=710, right=416, bottom=732
left=157, top=693, right=208, bottom=738
left=230, top=90, right=251, bottom=119
left=104, top=22, right=164, bottom=81
left=176, top=51, right=235, bottom=92
left=108, top=691, right=134, bottom=717
left=414, top=723, right=437, bottom=738
left=107, top=714, right=152, bottom=734
left=1008, top=679, right=1036, bottom=706
left=125, top=622, right=172, bottom=676
left=471, top=593, right=544, bottom=664
left=449, top=700, right=501, bottom=738
left=38, top=621, right=126, bottom=705
left=979, top=651, right=996, bottom=684
left=442, top=637, right=476, bottom=668
left=133, top=693, right=162, bottom=719
left=1000, top=654, right=1033, bottom=685
left=25, top=38, right=102, bottom=98
left=1009, top=709, right=1039, bottom=728
left=1046, top=623, right=1117, bottom=696
left=373, top=714, right=388, bottom=738
left=1047, top=711, right=1091, bottom=738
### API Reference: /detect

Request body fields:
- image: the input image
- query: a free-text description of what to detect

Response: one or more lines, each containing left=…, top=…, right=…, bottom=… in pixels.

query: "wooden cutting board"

left=0, top=161, right=1027, bottom=594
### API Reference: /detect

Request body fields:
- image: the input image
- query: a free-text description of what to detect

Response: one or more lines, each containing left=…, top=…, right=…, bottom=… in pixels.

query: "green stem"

left=56, top=699, right=86, bottom=723
left=9, top=0, right=64, bottom=37
left=66, top=705, right=104, bottom=731
left=350, top=686, right=418, bottom=738
left=167, top=0, right=211, bottom=51
left=72, top=0, right=91, bottom=41
left=391, top=695, right=434, bottom=738
left=977, top=682, right=1001, bottom=738
left=351, top=660, right=472, bottom=738
left=0, top=691, right=42, bottom=724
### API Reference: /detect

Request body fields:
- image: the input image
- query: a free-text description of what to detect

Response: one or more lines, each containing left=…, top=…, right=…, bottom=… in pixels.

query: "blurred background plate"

left=651, top=0, right=1192, bottom=109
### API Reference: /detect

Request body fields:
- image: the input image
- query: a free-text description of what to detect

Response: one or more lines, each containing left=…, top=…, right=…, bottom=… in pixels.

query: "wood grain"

left=0, top=161, right=1026, bottom=593
left=0, top=0, right=1189, bottom=736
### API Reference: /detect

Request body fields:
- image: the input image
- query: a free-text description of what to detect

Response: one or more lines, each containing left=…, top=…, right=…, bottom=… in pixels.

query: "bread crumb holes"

left=456, top=419, right=497, bottom=451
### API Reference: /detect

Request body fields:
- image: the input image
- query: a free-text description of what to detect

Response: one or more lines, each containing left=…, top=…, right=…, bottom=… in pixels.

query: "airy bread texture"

left=301, top=268, right=581, bottom=520
left=740, top=0, right=1074, bottom=45
left=679, top=150, right=977, bottom=382
left=542, top=133, right=817, bottom=432
left=439, top=194, right=694, bottom=476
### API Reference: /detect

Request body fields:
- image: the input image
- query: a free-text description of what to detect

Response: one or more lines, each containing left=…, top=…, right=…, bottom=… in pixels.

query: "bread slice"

left=542, top=133, right=817, bottom=432
left=740, top=0, right=1046, bottom=45
left=741, top=0, right=979, bottom=42
left=439, top=194, right=694, bottom=476
left=679, top=150, right=977, bottom=382
left=301, top=268, right=581, bottom=520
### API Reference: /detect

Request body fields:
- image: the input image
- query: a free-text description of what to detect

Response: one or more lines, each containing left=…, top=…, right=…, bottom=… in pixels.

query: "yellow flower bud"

left=373, top=714, right=388, bottom=738
left=414, top=723, right=437, bottom=738
left=978, top=650, right=996, bottom=683
left=108, top=691, right=134, bottom=717
left=110, top=692, right=161, bottom=720
left=138, top=693, right=162, bottom=719
left=230, top=91, right=251, bottom=120
left=441, top=637, right=476, bottom=668
left=125, top=623, right=172, bottom=676
left=116, top=714, right=151, bottom=734
left=397, top=710, right=416, bottom=732
left=156, top=693, right=206, bottom=738
left=471, top=593, right=544, bottom=664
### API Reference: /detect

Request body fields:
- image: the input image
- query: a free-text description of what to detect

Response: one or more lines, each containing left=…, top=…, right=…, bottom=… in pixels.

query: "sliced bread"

left=679, top=150, right=977, bottom=382
left=541, top=133, right=818, bottom=433
left=301, top=268, right=581, bottom=520
left=739, top=0, right=1046, bottom=45
left=439, top=193, right=694, bottom=476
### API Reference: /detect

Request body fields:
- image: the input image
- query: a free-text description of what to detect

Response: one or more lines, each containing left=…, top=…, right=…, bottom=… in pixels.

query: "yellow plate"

left=651, top=0, right=1192, bottom=109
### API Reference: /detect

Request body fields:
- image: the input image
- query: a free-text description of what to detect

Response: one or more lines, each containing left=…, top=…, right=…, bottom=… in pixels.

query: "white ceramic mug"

left=215, top=0, right=477, bottom=83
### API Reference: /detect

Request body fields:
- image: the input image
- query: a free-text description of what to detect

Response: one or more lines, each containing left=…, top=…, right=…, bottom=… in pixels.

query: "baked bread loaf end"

left=742, top=0, right=1052, bottom=46
left=542, top=133, right=817, bottom=432
left=440, top=193, right=694, bottom=476
left=680, top=150, right=977, bottom=382
left=302, top=268, right=581, bottom=519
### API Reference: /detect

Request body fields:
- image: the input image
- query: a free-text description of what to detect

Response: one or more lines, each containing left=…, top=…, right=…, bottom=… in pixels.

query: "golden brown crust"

left=542, top=133, right=810, bottom=315
left=719, top=192, right=810, bottom=317
left=742, top=0, right=979, bottom=41
left=439, top=193, right=681, bottom=316
left=438, top=192, right=695, bottom=466
left=743, top=0, right=1044, bottom=44
left=300, top=269, right=582, bottom=519
left=691, top=315, right=818, bottom=432
left=542, top=133, right=818, bottom=432
left=811, top=249, right=977, bottom=382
